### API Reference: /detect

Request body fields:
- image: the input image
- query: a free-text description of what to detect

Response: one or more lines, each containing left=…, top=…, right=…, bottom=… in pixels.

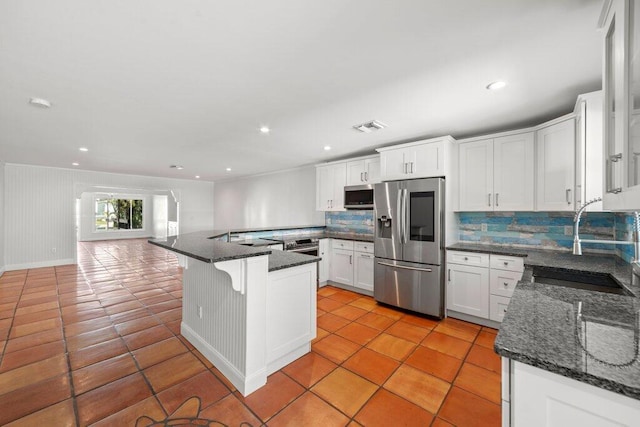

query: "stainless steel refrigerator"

left=374, top=177, right=444, bottom=318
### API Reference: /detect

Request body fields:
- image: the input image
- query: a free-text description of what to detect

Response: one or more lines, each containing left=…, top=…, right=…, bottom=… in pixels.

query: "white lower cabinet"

left=505, top=360, right=640, bottom=427
left=330, top=248, right=354, bottom=286
left=447, top=250, right=523, bottom=324
left=318, top=239, right=329, bottom=285
left=353, top=242, right=374, bottom=292
left=328, top=239, right=374, bottom=294
left=447, top=262, right=490, bottom=318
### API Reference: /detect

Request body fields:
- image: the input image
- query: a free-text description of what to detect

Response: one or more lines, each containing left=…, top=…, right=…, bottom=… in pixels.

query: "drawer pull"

left=503, top=261, right=509, bottom=266
left=503, top=308, right=507, bottom=313
left=464, top=256, right=469, bottom=261
left=503, top=282, right=509, bottom=287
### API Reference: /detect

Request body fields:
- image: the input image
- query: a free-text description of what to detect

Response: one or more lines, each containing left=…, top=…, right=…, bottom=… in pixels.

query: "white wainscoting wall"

left=214, top=166, right=324, bottom=229
left=0, top=162, right=5, bottom=275
left=3, top=163, right=214, bottom=271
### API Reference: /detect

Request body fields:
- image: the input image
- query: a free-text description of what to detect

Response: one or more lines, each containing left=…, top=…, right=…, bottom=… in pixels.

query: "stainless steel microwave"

left=344, top=184, right=374, bottom=209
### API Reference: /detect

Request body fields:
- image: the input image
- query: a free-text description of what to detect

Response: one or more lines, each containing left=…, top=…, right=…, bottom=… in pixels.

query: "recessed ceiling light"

left=72, top=162, right=79, bottom=166
left=324, top=146, right=331, bottom=151
left=226, top=167, right=232, bottom=172
left=79, top=147, right=89, bottom=152
left=195, top=175, right=200, bottom=179
left=260, top=126, right=270, bottom=134
left=170, top=165, right=184, bottom=170
left=486, top=81, right=507, bottom=90
left=29, top=97, right=52, bottom=108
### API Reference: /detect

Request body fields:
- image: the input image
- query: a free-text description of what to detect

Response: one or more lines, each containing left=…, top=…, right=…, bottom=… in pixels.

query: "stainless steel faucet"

left=572, top=197, right=640, bottom=263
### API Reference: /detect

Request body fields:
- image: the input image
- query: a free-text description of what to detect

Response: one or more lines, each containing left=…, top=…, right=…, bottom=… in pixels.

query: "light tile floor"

left=0, top=239, right=501, bottom=426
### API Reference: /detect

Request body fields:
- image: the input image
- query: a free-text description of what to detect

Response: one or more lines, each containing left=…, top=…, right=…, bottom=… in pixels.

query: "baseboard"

left=446, top=309, right=501, bottom=329
left=78, top=234, right=152, bottom=242
left=0, top=266, right=5, bottom=277
left=325, top=280, right=373, bottom=297
left=181, top=322, right=267, bottom=396
left=4, top=258, right=76, bottom=271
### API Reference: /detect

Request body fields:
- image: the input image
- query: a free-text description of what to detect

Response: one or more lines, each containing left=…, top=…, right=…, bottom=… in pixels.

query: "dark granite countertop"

left=446, top=242, right=638, bottom=297
left=200, top=227, right=373, bottom=243
left=268, top=250, right=321, bottom=272
left=149, top=231, right=319, bottom=272
left=447, top=243, right=640, bottom=399
left=495, top=281, right=640, bottom=400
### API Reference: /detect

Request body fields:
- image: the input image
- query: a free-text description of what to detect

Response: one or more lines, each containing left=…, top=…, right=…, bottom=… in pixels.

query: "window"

left=95, top=198, right=143, bottom=231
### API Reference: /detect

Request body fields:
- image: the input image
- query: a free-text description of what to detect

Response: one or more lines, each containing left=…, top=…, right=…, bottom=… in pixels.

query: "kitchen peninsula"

left=149, top=230, right=320, bottom=396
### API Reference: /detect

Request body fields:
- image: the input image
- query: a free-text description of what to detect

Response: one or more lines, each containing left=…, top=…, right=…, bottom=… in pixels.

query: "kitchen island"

left=149, top=231, right=320, bottom=396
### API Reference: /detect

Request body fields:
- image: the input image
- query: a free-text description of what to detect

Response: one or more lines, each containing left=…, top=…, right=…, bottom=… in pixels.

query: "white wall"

left=0, top=162, right=5, bottom=275
left=214, top=166, right=324, bottom=229
left=152, top=195, right=168, bottom=239
left=4, top=163, right=214, bottom=271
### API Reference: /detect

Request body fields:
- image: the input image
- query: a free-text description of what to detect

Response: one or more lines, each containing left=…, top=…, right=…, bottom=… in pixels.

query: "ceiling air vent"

left=353, top=120, right=386, bottom=133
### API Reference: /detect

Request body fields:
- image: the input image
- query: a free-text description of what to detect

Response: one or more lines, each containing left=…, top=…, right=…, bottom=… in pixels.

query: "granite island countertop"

left=149, top=231, right=320, bottom=272
left=447, top=242, right=640, bottom=400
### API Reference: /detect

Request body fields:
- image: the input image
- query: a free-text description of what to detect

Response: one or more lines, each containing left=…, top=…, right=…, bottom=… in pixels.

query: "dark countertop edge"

left=148, top=239, right=272, bottom=263
left=268, top=256, right=320, bottom=272
left=446, top=243, right=529, bottom=257
left=494, top=346, right=640, bottom=401
left=209, top=225, right=326, bottom=238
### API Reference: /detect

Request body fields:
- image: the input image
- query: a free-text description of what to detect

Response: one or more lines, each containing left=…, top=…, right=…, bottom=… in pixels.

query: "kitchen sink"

left=531, top=266, right=630, bottom=296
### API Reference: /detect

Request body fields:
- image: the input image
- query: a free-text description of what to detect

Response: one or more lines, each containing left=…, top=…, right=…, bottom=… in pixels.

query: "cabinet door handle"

left=488, top=193, right=492, bottom=207
left=360, top=172, right=363, bottom=182
left=448, top=268, right=451, bottom=281
left=349, top=255, right=352, bottom=265
left=364, top=171, right=368, bottom=181
left=606, top=153, right=623, bottom=194
left=404, top=163, right=408, bottom=174
left=566, top=189, right=572, bottom=205
left=495, top=193, right=499, bottom=207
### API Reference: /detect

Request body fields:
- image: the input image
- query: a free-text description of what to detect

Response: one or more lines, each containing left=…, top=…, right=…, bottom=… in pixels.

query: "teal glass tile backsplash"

left=325, top=210, right=374, bottom=235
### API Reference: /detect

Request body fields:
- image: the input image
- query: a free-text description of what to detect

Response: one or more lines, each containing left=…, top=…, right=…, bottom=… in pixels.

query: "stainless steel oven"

left=283, top=238, right=319, bottom=256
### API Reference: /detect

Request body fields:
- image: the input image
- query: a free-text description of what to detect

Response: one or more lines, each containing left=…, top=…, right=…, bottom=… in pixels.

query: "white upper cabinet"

left=459, top=139, right=494, bottom=210
left=316, top=162, right=346, bottom=211
left=346, top=156, right=381, bottom=185
left=458, top=132, right=534, bottom=211
left=601, top=0, right=640, bottom=210
left=535, top=117, right=576, bottom=211
left=494, top=133, right=535, bottom=210
left=574, top=91, right=604, bottom=210
left=377, top=136, right=455, bottom=181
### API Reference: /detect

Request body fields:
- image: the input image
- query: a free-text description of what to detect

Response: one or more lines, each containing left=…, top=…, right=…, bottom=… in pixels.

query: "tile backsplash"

left=457, top=211, right=617, bottom=252
left=325, top=210, right=374, bottom=235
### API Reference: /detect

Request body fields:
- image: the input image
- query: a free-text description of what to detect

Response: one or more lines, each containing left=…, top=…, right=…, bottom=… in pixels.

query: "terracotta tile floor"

left=0, top=239, right=502, bottom=426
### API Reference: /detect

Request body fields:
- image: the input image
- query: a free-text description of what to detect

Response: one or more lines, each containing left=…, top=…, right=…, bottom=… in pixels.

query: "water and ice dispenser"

left=377, top=215, right=393, bottom=239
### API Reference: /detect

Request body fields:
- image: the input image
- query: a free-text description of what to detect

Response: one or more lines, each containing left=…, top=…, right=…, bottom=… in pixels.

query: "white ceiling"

left=0, top=0, right=604, bottom=182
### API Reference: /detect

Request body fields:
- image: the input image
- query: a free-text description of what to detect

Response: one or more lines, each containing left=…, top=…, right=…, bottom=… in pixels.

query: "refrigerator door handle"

left=396, top=189, right=403, bottom=244
left=403, top=188, right=409, bottom=244
left=377, top=261, right=433, bottom=273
